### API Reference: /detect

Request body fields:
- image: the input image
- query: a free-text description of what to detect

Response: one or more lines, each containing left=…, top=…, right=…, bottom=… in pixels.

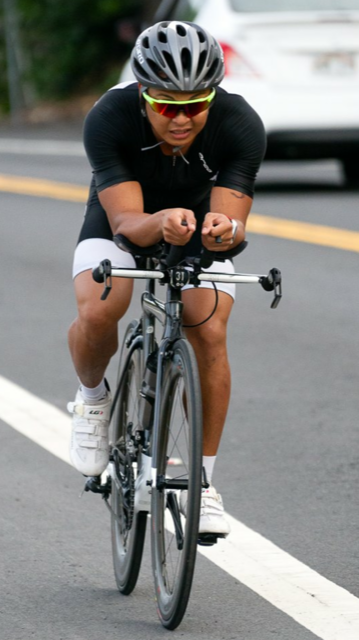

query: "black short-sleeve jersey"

left=79, top=82, right=266, bottom=254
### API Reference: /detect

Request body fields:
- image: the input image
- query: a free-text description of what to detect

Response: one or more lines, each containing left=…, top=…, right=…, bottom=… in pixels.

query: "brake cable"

left=183, top=282, right=219, bottom=328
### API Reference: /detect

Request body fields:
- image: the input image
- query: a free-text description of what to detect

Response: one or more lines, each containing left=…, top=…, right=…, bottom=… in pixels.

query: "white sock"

left=202, top=455, right=216, bottom=485
left=80, top=379, right=107, bottom=403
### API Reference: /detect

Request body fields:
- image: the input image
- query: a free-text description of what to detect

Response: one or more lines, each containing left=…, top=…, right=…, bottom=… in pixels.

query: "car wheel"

left=342, top=159, right=359, bottom=188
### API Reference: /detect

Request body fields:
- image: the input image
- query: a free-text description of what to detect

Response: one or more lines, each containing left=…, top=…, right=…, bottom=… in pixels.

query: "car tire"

left=342, top=159, right=359, bottom=188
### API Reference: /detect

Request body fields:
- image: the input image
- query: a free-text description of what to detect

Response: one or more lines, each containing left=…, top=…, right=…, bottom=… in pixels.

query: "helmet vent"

left=133, top=59, right=151, bottom=81
left=197, top=50, right=207, bottom=76
left=181, top=48, right=191, bottom=74
left=153, top=45, right=166, bottom=68
left=142, top=36, right=150, bottom=49
left=158, top=29, right=168, bottom=43
left=163, top=51, right=179, bottom=79
left=204, top=59, right=219, bottom=83
left=147, top=58, right=167, bottom=80
left=197, top=30, right=206, bottom=44
left=176, top=24, right=187, bottom=37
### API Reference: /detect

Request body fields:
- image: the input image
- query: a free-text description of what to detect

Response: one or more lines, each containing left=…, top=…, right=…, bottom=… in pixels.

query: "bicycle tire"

left=151, top=338, right=203, bottom=629
left=110, top=321, right=147, bottom=595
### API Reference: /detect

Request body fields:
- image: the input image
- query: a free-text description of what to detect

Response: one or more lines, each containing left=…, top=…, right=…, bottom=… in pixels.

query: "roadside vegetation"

left=0, top=0, right=160, bottom=119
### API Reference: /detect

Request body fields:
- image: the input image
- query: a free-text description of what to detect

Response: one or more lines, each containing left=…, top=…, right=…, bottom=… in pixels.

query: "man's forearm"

left=112, top=210, right=165, bottom=247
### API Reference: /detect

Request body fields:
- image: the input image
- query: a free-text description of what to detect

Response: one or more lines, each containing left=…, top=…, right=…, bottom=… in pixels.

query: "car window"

left=229, top=0, right=359, bottom=11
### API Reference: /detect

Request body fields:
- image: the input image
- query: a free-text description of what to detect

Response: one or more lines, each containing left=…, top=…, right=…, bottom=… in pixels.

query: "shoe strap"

left=67, top=402, right=110, bottom=419
left=79, top=440, right=98, bottom=449
left=74, top=423, right=108, bottom=436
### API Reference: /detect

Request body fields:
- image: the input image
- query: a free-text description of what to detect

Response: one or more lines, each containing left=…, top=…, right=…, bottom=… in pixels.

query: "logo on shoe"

left=89, top=410, right=104, bottom=415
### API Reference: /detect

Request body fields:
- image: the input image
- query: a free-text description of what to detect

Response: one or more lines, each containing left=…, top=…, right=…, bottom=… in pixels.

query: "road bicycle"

left=83, top=234, right=282, bottom=630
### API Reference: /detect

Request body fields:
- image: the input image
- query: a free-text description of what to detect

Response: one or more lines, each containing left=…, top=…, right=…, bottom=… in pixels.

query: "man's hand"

left=201, top=212, right=243, bottom=251
left=161, top=208, right=196, bottom=245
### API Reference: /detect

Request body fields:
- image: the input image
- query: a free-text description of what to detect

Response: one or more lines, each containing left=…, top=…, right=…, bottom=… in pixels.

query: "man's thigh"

left=182, top=259, right=235, bottom=327
left=181, top=259, right=235, bottom=299
left=182, top=288, right=234, bottom=329
left=72, top=239, right=135, bottom=322
left=74, top=270, right=133, bottom=323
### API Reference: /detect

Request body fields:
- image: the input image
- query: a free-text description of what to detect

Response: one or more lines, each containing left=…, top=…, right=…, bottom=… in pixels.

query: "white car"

left=120, top=0, right=359, bottom=185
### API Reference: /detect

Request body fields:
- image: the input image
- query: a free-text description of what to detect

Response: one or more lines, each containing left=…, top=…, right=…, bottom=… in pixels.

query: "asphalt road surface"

left=0, top=119, right=359, bottom=640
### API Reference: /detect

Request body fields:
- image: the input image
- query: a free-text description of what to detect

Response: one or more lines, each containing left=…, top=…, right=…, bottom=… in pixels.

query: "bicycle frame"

left=122, top=257, right=193, bottom=505
left=87, top=251, right=282, bottom=506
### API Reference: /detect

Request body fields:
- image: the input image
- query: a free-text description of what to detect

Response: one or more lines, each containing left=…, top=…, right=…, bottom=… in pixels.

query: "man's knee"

left=73, top=270, right=133, bottom=332
left=187, top=319, right=227, bottom=351
left=183, top=290, right=233, bottom=350
left=77, top=299, right=119, bottom=336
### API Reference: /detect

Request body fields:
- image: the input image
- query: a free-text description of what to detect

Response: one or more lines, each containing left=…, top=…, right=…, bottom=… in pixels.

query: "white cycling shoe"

left=67, top=386, right=112, bottom=477
left=180, top=484, right=230, bottom=538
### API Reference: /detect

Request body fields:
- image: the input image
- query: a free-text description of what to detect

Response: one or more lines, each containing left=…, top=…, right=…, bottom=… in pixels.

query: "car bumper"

left=265, top=128, right=359, bottom=160
left=222, top=78, right=359, bottom=159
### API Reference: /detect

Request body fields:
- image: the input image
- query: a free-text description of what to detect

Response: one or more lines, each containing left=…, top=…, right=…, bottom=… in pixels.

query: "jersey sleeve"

left=83, top=90, right=137, bottom=192
left=215, top=97, right=267, bottom=198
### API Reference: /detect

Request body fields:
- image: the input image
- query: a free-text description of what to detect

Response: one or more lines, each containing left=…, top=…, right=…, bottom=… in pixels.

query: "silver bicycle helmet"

left=131, top=21, right=225, bottom=91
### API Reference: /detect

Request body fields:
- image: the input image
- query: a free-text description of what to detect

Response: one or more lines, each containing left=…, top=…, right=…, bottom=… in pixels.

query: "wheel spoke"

left=166, top=382, right=190, bottom=477
left=110, top=328, right=147, bottom=595
left=151, top=340, right=202, bottom=629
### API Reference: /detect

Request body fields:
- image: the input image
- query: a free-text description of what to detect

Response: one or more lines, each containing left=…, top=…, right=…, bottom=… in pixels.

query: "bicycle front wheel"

left=151, top=338, right=203, bottom=629
left=110, top=322, right=147, bottom=595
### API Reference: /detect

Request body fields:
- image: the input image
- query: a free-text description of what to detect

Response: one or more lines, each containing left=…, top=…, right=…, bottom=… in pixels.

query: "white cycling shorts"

left=72, top=238, right=236, bottom=301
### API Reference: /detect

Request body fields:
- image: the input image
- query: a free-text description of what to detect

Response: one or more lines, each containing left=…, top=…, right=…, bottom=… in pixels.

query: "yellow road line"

left=247, top=215, right=359, bottom=253
left=0, top=174, right=88, bottom=203
left=1, top=173, right=359, bottom=253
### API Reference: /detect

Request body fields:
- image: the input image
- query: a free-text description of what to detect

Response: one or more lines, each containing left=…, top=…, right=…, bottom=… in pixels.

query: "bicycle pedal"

left=84, top=475, right=111, bottom=497
left=197, top=533, right=225, bottom=546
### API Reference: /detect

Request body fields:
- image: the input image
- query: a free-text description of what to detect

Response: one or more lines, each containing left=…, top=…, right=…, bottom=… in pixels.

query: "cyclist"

left=68, top=20, right=266, bottom=537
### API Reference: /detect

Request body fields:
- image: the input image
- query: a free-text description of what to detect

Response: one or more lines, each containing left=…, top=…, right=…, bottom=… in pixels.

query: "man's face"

left=143, top=87, right=212, bottom=152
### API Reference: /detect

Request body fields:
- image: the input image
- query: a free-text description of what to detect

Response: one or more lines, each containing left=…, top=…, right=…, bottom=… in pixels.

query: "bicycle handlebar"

left=92, top=244, right=282, bottom=308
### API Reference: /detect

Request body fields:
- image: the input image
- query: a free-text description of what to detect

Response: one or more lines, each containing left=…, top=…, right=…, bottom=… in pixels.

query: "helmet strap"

left=139, top=85, right=147, bottom=118
left=140, top=98, right=147, bottom=118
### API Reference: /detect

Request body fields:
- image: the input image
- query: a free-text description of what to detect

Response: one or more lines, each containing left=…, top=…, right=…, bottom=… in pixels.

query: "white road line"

left=0, top=139, right=85, bottom=156
left=1, top=372, right=359, bottom=639
left=200, top=521, right=359, bottom=640
left=0, top=374, right=71, bottom=465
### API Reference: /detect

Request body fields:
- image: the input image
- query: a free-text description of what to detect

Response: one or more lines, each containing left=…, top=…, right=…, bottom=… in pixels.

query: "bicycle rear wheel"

left=151, top=338, right=202, bottom=629
left=110, top=322, right=147, bottom=595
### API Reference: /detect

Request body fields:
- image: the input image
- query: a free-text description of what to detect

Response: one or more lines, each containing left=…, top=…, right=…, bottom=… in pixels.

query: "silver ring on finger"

left=215, top=236, right=223, bottom=244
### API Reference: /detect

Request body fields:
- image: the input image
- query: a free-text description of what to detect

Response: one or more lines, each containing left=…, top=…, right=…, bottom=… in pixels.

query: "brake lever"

left=92, top=259, right=112, bottom=300
left=260, top=268, right=282, bottom=309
